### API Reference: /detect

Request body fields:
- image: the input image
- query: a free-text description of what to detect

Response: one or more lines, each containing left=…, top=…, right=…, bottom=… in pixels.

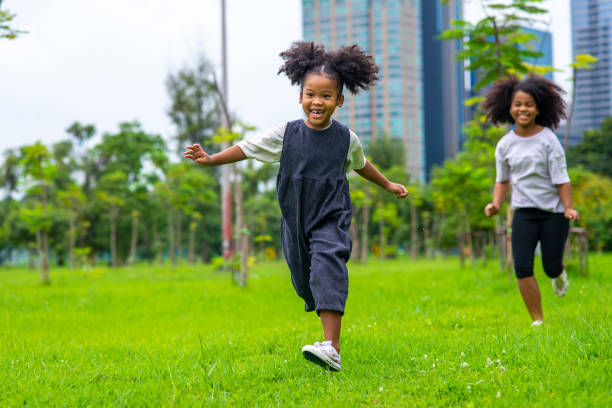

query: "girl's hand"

left=386, top=183, right=408, bottom=199
left=484, top=203, right=500, bottom=217
left=184, top=144, right=213, bottom=166
left=564, top=208, right=579, bottom=221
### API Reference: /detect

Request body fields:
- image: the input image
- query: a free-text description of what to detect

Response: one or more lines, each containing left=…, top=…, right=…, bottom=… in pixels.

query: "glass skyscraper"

left=302, top=0, right=425, bottom=182
left=570, top=0, right=612, bottom=144
left=421, top=0, right=464, bottom=179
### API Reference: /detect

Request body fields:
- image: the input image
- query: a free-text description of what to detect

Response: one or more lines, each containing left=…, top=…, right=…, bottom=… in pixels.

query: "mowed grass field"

left=0, top=254, right=610, bottom=407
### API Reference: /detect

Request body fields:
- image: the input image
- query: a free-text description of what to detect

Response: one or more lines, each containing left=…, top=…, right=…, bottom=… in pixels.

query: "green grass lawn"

left=1, top=254, right=610, bottom=407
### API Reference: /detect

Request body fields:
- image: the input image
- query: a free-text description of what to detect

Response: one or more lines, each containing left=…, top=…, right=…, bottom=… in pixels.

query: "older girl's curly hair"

left=481, top=75, right=567, bottom=129
left=278, top=41, right=379, bottom=94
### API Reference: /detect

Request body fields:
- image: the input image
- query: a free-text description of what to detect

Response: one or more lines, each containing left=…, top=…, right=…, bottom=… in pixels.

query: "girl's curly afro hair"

left=481, top=75, right=566, bottom=129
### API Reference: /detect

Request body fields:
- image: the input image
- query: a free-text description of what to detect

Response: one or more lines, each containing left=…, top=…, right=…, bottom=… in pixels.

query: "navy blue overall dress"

left=277, top=119, right=353, bottom=315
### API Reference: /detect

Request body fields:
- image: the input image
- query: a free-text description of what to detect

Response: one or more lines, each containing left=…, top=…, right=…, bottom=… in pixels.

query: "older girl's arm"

left=556, top=182, right=579, bottom=221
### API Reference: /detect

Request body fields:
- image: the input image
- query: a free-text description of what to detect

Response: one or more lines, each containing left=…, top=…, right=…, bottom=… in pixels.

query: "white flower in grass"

left=496, top=391, right=501, bottom=398
left=460, top=362, right=469, bottom=367
left=467, top=385, right=471, bottom=392
left=379, top=386, right=384, bottom=392
left=460, top=352, right=465, bottom=357
left=502, top=349, right=506, bottom=354
left=432, top=362, right=436, bottom=368
left=486, top=357, right=493, bottom=367
left=423, top=354, right=428, bottom=359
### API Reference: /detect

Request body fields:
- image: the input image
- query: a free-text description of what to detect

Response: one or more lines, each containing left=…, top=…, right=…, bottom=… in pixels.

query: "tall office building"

left=570, top=0, right=612, bottom=144
left=421, top=0, right=464, bottom=179
left=302, top=0, right=425, bottom=182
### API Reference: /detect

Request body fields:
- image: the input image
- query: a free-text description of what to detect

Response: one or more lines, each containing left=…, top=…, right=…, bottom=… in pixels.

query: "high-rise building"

left=570, top=0, right=612, bottom=144
left=302, top=0, right=425, bottom=182
left=421, top=0, right=464, bottom=179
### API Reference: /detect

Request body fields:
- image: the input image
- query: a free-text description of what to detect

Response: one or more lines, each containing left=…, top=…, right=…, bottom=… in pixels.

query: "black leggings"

left=512, top=208, right=569, bottom=279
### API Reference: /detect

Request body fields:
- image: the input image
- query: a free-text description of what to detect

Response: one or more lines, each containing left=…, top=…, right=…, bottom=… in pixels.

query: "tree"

left=440, top=0, right=551, bottom=92
left=20, top=142, right=55, bottom=283
left=567, top=117, right=612, bottom=178
left=166, top=55, right=222, bottom=153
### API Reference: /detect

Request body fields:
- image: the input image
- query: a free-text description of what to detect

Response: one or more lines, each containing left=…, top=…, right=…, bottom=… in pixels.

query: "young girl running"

left=184, top=41, right=408, bottom=370
left=482, top=75, right=579, bottom=326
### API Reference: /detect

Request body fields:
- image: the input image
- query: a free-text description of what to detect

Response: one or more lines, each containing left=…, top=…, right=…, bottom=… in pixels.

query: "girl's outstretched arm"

left=484, top=181, right=509, bottom=217
left=556, top=182, right=579, bottom=221
left=354, top=160, right=408, bottom=198
left=184, top=144, right=247, bottom=167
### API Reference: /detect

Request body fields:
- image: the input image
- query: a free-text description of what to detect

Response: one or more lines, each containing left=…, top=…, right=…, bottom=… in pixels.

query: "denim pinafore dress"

left=277, top=119, right=353, bottom=315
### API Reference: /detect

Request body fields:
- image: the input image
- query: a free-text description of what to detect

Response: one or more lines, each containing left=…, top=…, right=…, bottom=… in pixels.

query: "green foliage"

left=568, top=166, right=612, bottom=251
left=440, top=0, right=551, bottom=90
left=0, top=8, right=26, bottom=40
left=366, top=136, right=405, bottom=171
left=567, top=117, right=612, bottom=178
left=0, top=257, right=610, bottom=406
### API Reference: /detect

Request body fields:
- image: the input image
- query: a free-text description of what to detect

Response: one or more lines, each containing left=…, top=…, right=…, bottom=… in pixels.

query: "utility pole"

left=220, top=0, right=233, bottom=259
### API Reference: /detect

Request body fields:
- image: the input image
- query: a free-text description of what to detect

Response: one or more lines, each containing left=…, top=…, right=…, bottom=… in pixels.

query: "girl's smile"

left=300, top=73, right=344, bottom=130
left=510, top=90, right=540, bottom=132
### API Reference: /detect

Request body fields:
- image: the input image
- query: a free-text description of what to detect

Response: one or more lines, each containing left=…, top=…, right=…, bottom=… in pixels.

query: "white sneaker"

left=301, top=340, right=341, bottom=371
left=552, top=270, right=569, bottom=297
left=531, top=320, right=544, bottom=327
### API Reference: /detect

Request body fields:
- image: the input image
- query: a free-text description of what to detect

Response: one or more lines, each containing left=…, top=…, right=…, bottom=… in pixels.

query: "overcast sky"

left=0, top=0, right=571, bottom=155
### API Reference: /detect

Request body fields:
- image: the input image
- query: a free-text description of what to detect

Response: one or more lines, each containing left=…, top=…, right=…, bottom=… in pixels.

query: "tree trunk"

left=39, top=167, right=50, bottom=284
left=201, top=241, right=210, bottom=264
left=39, top=167, right=51, bottom=285
left=176, top=213, right=183, bottom=263
left=423, top=212, right=431, bottom=259
left=109, top=207, right=118, bottom=268
left=69, top=214, right=76, bottom=270
left=360, top=196, right=370, bottom=264
left=128, top=211, right=139, bottom=265
left=168, top=209, right=175, bottom=267
left=410, top=202, right=418, bottom=260
left=464, top=209, right=474, bottom=266
left=457, top=232, right=465, bottom=268
left=153, top=216, right=163, bottom=265
left=436, top=213, right=445, bottom=256
left=233, top=164, right=248, bottom=287
left=40, top=229, right=50, bottom=284
left=350, top=214, right=360, bottom=261
left=188, top=220, right=197, bottom=264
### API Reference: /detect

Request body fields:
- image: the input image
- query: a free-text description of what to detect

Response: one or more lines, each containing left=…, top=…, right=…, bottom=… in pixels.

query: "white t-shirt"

left=236, top=120, right=367, bottom=173
left=495, top=127, right=570, bottom=213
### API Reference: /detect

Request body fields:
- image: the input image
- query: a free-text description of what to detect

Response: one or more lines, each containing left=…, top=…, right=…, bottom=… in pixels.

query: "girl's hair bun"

left=278, top=41, right=379, bottom=94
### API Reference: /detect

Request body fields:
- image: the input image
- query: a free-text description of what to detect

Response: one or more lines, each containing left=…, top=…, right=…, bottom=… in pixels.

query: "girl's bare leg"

left=319, top=310, right=342, bottom=353
left=517, top=276, right=544, bottom=322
